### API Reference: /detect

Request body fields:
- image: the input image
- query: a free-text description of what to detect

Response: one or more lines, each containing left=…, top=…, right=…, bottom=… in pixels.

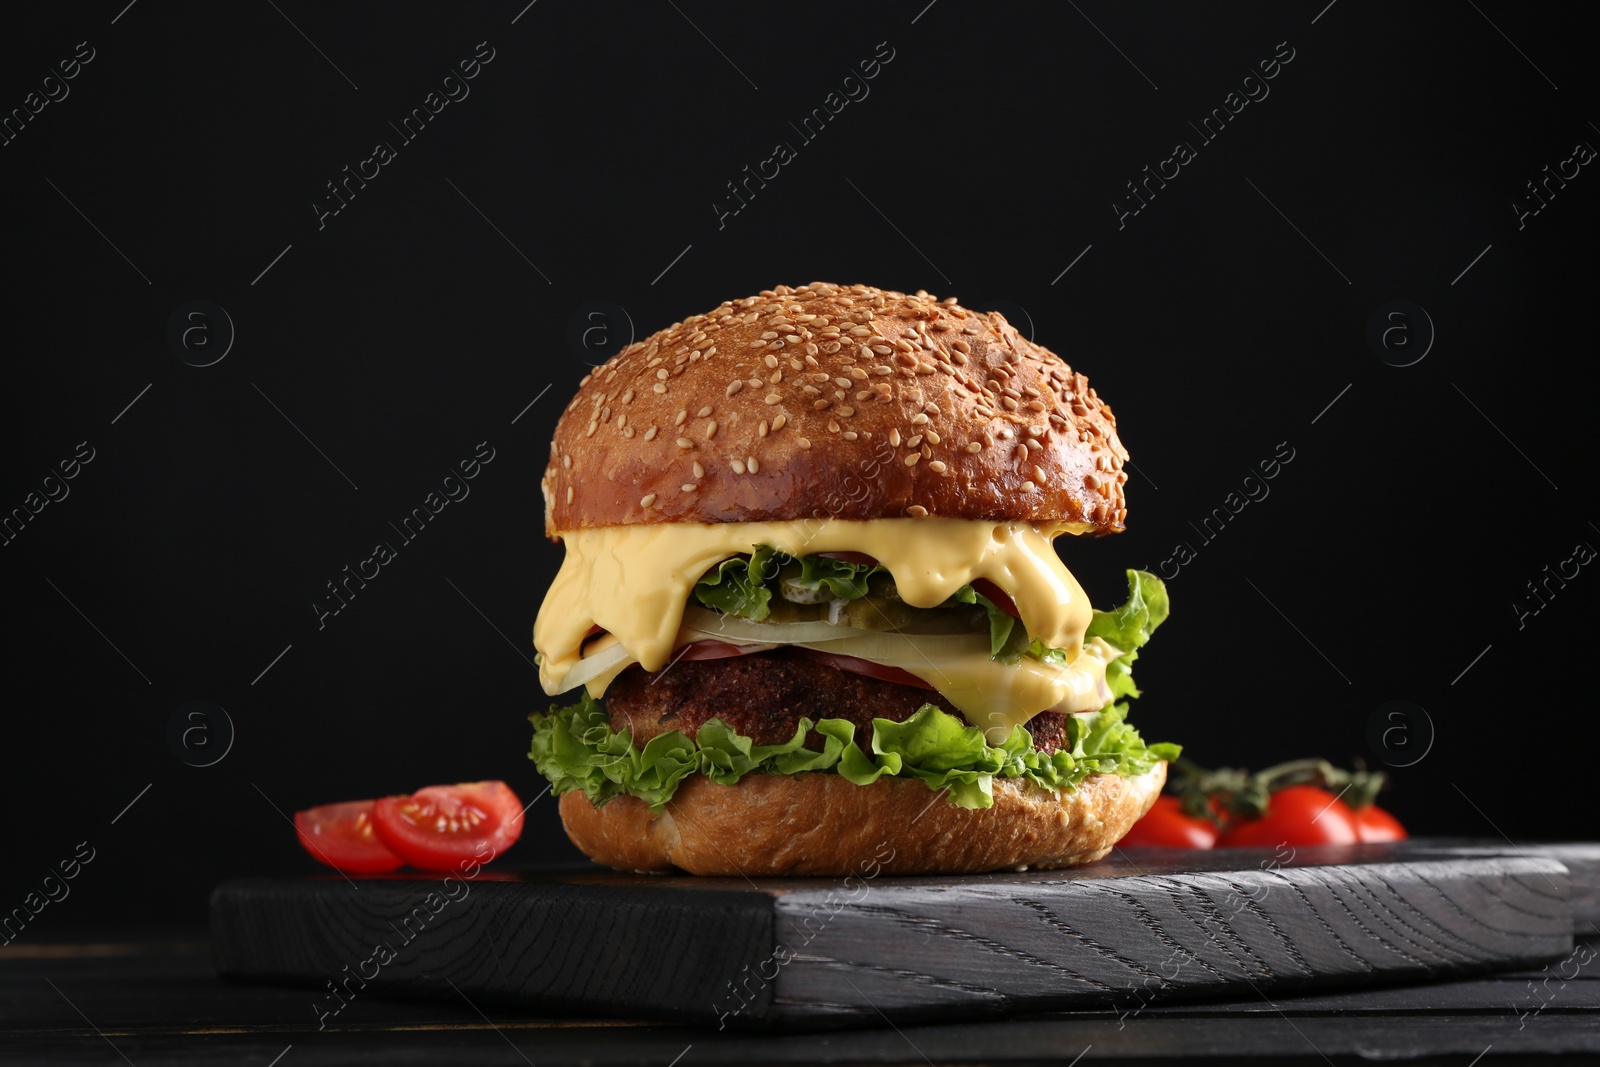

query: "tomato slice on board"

left=1216, top=785, right=1359, bottom=848
left=371, top=781, right=525, bottom=871
left=1117, top=795, right=1218, bottom=849
left=793, top=647, right=936, bottom=689
left=971, top=578, right=1020, bottom=618
left=1352, top=803, right=1407, bottom=842
left=294, top=800, right=404, bottom=873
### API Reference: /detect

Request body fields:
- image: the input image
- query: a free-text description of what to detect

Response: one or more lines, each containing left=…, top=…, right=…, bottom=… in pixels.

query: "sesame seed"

left=566, top=486, right=575, bottom=503
left=926, top=430, right=940, bottom=444
left=907, top=505, right=929, bottom=518
left=697, top=405, right=713, bottom=418
left=911, top=413, right=930, bottom=425
left=693, top=461, right=704, bottom=479
left=726, top=380, right=744, bottom=397
left=1002, top=396, right=1019, bottom=410
left=951, top=338, right=971, bottom=353
left=656, top=369, right=670, bottom=380
left=765, top=393, right=782, bottom=404
left=966, top=441, right=982, bottom=453
left=889, top=429, right=901, bottom=446
left=769, top=370, right=782, bottom=383
left=747, top=456, right=760, bottom=474
left=562, top=454, right=572, bottom=469
left=622, top=389, right=635, bottom=403
left=644, top=426, right=658, bottom=441
left=1020, top=480, right=1035, bottom=491
left=928, top=460, right=947, bottom=473
left=904, top=453, right=920, bottom=466
left=1026, top=438, right=1042, bottom=452
left=771, top=414, right=787, bottom=431
left=843, top=430, right=859, bottom=440
left=731, top=459, right=746, bottom=474
left=677, top=437, right=694, bottom=449
left=812, top=399, right=830, bottom=410
left=640, top=493, right=657, bottom=507
left=764, top=354, right=779, bottom=369
left=1032, top=465, right=1047, bottom=483
left=705, top=420, right=718, bottom=439
left=797, top=437, right=811, bottom=449
left=682, top=483, right=698, bottom=492
left=585, top=421, right=598, bottom=437
left=907, top=434, right=923, bottom=447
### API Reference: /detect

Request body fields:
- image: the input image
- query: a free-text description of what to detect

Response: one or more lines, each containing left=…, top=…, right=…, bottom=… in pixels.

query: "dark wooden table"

left=4, top=930, right=1597, bottom=1064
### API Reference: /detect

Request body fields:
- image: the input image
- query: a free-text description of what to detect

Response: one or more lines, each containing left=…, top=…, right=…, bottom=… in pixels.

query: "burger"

left=528, top=282, right=1177, bottom=875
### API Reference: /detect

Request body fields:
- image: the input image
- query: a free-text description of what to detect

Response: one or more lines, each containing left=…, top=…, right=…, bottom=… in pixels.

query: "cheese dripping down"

left=533, top=518, right=1114, bottom=741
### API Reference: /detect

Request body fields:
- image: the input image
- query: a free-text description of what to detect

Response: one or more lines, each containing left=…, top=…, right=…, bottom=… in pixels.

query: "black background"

left=2, top=1, right=1594, bottom=932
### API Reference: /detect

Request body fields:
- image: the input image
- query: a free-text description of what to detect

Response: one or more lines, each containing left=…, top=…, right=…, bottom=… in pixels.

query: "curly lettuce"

left=529, top=697, right=1179, bottom=812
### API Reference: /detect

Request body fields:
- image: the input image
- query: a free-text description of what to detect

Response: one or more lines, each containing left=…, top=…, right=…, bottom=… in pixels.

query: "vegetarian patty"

left=605, top=651, right=1071, bottom=755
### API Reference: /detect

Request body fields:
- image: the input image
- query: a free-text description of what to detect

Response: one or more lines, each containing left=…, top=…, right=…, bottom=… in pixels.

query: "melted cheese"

left=534, top=518, right=1108, bottom=740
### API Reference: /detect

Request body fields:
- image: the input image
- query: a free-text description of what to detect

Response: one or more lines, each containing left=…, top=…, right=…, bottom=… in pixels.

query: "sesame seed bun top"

left=541, top=282, right=1130, bottom=537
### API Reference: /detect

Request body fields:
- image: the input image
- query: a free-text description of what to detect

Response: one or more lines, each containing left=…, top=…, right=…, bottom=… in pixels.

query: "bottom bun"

left=557, top=763, right=1167, bottom=876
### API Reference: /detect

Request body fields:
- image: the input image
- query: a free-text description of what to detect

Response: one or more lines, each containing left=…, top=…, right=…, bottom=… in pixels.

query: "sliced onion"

left=560, top=638, right=635, bottom=691
left=680, top=606, right=883, bottom=645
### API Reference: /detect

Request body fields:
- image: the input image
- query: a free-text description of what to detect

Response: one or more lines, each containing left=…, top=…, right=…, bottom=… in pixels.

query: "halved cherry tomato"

left=1216, top=785, right=1359, bottom=848
left=793, top=648, right=935, bottom=689
left=294, top=799, right=404, bottom=873
left=1352, top=803, right=1407, bottom=842
left=971, top=578, right=1020, bottom=618
left=371, top=781, right=524, bottom=871
left=1118, top=796, right=1218, bottom=849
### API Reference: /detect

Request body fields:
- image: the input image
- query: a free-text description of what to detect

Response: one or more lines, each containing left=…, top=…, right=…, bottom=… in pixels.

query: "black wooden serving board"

left=210, top=839, right=1599, bottom=1029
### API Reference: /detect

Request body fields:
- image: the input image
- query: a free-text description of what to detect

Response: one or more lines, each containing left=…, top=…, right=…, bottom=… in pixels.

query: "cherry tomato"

left=294, top=799, right=404, bottom=873
left=1352, top=803, right=1407, bottom=842
left=971, top=578, right=1021, bottom=618
left=371, top=781, right=524, bottom=871
left=793, top=648, right=935, bottom=689
left=1118, top=796, right=1218, bottom=848
left=1216, top=785, right=1359, bottom=848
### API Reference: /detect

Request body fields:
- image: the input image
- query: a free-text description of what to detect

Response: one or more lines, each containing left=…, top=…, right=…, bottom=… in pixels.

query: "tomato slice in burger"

left=795, top=648, right=935, bottom=689
left=295, top=800, right=405, bottom=873
left=372, top=781, right=525, bottom=871
left=971, top=578, right=1020, bottom=618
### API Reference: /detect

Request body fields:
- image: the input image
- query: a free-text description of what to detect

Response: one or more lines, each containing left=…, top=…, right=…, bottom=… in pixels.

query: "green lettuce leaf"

left=692, top=545, right=783, bottom=620
left=789, top=555, right=883, bottom=600
left=529, top=696, right=1179, bottom=813
left=1086, top=569, right=1170, bottom=700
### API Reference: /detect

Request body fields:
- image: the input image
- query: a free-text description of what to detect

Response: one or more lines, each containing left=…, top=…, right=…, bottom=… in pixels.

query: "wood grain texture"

left=208, top=840, right=1588, bottom=1028
left=769, top=856, right=1571, bottom=1025
left=7, top=935, right=1599, bottom=1063
left=210, top=873, right=772, bottom=1022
